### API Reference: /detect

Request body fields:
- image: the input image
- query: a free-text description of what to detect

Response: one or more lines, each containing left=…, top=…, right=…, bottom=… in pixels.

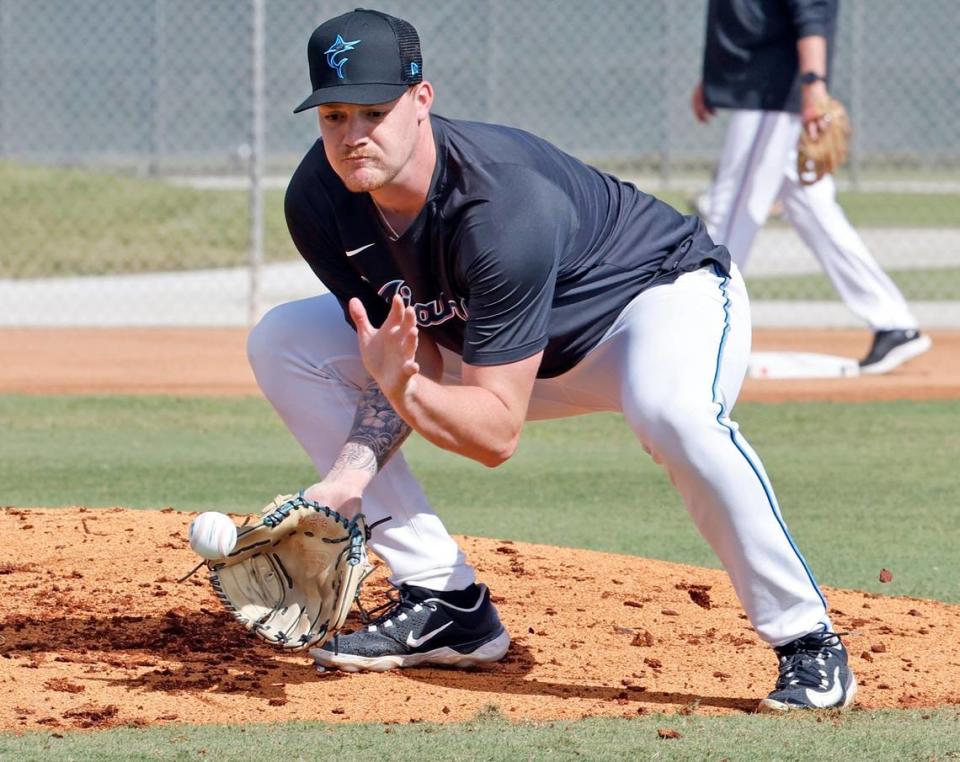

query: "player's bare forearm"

left=385, top=349, right=541, bottom=467
left=389, top=373, right=525, bottom=467
left=317, top=328, right=443, bottom=496
left=303, top=381, right=412, bottom=516
left=319, top=380, right=413, bottom=499
left=350, top=294, right=538, bottom=467
left=303, top=382, right=411, bottom=509
left=342, top=380, right=413, bottom=473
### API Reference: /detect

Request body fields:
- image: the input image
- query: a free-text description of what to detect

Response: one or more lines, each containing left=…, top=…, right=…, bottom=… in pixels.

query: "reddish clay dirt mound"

left=2, top=507, right=958, bottom=732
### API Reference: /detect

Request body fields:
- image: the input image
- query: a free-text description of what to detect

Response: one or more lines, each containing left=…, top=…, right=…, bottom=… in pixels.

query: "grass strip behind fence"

left=3, top=161, right=959, bottom=278
left=746, top=267, right=960, bottom=301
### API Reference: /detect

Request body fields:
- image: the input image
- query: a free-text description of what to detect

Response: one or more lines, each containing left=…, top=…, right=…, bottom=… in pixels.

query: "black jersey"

left=285, top=115, right=728, bottom=378
left=702, top=0, right=837, bottom=114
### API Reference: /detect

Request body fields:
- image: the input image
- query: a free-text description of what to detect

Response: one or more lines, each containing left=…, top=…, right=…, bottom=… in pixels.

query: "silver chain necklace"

left=371, top=198, right=401, bottom=241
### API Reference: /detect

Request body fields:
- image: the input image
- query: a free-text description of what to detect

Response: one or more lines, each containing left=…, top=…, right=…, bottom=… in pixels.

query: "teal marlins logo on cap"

left=325, top=35, right=361, bottom=79
left=294, top=10, right=422, bottom=112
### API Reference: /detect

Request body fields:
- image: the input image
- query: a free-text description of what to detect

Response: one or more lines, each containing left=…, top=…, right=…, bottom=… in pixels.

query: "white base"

left=748, top=351, right=860, bottom=380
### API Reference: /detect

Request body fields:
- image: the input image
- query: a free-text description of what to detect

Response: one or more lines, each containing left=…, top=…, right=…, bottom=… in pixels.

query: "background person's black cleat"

left=859, top=329, right=931, bottom=375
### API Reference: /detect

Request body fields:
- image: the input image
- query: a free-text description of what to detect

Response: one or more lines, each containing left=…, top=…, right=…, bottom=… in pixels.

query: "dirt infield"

left=2, top=328, right=959, bottom=731
left=2, top=507, right=959, bottom=731
left=1, top=327, right=959, bottom=402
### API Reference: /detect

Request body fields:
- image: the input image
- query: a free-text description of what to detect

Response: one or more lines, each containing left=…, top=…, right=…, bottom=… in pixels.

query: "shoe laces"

left=774, top=631, right=844, bottom=690
left=356, top=584, right=437, bottom=629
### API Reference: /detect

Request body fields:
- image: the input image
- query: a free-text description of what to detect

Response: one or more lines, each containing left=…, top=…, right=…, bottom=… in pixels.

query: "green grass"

left=656, top=188, right=960, bottom=229
left=2, top=708, right=959, bottom=760
left=746, top=267, right=960, bottom=301
left=1, top=394, right=958, bottom=602
left=836, top=191, right=960, bottom=228
left=2, top=161, right=959, bottom=278
left=0, top=162, right=297, bottom=278
left=0, top=395, right=317, bottom=510
left=2, top=393, right=959, bottom=756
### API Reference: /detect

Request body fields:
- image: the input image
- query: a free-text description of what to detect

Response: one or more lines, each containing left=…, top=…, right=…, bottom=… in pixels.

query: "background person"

left=692, top=0, right=931, bottom=375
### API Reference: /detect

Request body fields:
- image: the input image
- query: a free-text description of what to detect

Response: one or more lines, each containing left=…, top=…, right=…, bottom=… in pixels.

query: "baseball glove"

left=206, top=492, right=374, bottom=650
left=797, top=96, right=852, bottom=185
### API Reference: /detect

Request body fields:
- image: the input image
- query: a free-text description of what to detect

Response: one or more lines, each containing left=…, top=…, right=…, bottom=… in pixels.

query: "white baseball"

left=188, top=512, right=238, bottom=560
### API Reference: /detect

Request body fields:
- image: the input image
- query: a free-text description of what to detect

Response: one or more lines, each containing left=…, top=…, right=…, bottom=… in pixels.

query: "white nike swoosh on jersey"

left=345, top=243, right=375, bottom=257
left=406, top=620, right=453, bottom=648
left=804, top=666, right=843, bottom=707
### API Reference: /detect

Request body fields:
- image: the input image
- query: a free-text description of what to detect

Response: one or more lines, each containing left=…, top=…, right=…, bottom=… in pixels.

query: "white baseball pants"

left=706, top=109, right=917, bottom=331
left=247, top=264, right=831, bottom=646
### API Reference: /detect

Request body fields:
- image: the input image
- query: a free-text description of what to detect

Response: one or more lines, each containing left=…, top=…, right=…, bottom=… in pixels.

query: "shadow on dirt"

left=401, top=642, right=758, bottom=713
left=0, top=608, right=334, bottom=702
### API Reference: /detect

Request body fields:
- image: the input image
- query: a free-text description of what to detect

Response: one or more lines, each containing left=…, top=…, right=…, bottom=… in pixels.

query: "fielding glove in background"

left=206, top=492, right=373, bottom=650
left=797, top=96, right=852, bottom=185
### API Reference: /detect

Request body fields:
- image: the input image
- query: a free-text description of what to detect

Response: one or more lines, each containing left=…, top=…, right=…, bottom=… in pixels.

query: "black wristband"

left=800, top=71, right=826, bottom=86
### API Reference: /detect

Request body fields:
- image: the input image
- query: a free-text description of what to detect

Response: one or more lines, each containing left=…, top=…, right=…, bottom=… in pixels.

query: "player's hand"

left=692, top=81, right=715, bottom=123
left=302, top=480, right=362, bottom=518
left=350, top=294, right=420, bottom=401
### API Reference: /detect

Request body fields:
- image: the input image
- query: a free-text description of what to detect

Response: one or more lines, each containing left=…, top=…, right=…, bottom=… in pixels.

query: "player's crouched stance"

left=251, top=9, right=856, bottom=712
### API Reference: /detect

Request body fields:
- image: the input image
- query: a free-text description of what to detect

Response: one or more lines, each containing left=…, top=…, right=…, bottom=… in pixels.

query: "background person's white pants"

left=247, top=265, right=830, bottom=646
left=706, top=109, right=917, bottom=332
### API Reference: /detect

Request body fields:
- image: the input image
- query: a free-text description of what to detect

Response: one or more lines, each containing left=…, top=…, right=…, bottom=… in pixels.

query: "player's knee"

left=247, top=302, right=320, bottom=400
left=249, top=295, right=347, bottom=370
left=247, top=303, right=294, bottom=372
left=625, top=394, right=717, bottom=460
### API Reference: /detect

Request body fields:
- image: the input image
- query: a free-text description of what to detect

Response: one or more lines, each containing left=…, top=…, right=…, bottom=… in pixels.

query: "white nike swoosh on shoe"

left=406, top=621, right=453, bottom=648
left=804, top=666, right=843, bottom=707
left=423, top=586, right=487, bottom=613
left=345, top=243, right=375, bottom=257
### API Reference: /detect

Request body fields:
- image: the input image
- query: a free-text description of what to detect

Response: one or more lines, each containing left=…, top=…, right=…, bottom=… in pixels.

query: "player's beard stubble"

left=335, top=153, right=396, bottom=193
left=328, top=126, right=421, bottom=194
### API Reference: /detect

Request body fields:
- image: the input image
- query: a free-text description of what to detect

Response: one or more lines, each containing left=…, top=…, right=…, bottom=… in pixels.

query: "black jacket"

left=702, top=0, right=837, bottom=113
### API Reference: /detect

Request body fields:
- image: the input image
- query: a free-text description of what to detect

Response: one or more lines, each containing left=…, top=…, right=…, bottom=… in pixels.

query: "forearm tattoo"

left=333, top=381, right=412, bottom=476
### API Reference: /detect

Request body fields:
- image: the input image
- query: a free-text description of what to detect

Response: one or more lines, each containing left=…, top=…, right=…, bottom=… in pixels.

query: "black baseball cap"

left=293, top=8, right=423, bottom=113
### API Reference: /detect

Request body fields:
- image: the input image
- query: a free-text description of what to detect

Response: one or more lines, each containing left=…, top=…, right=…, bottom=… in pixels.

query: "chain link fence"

left=1, top=0, right=958, bottom=326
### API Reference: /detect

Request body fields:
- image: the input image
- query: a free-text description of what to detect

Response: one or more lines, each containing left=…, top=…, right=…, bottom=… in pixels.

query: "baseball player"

left=693, top=0, right=931, bottom=375
left=248, top=8, right=856, bottom=711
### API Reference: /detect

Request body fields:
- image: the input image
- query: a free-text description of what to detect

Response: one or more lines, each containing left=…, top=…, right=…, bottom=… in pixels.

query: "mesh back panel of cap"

left=385, top=17, right=423, bottom=83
